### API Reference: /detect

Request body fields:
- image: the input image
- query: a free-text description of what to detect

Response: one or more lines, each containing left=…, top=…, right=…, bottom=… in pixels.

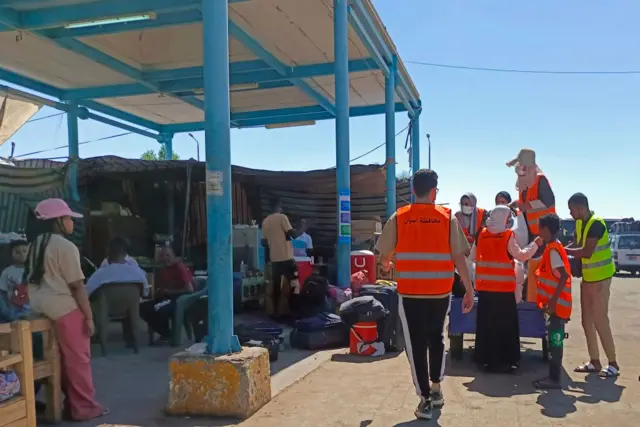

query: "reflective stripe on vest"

left=519, top=174, right=556, bottom=235
left=576, top=215, right=615, bottom=282
left=535, top=241, right=572, bottom=319
left=475, top=228, right=516, bottom=292
left=395, top=204, right=455, bottom=296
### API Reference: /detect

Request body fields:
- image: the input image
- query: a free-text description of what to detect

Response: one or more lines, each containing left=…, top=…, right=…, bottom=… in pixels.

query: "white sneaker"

left=414, top=397, right=433, bottom=420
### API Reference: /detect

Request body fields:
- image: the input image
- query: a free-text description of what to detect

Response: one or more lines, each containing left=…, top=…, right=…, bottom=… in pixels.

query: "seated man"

left=140, top=247, right=194, bottom=342
left=86, top=237, right=149, bottom=297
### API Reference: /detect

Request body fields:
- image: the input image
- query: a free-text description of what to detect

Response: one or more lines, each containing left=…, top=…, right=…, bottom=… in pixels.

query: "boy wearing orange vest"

left=534, top=213, right=572, bottom=389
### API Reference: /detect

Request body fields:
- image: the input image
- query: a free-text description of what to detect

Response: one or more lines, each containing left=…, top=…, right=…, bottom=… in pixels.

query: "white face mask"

left=461, top=206, right=474, bottom=215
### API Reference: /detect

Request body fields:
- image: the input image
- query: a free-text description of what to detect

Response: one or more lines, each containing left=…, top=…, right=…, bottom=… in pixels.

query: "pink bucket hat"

left=34, top=198, right=83, bottom=220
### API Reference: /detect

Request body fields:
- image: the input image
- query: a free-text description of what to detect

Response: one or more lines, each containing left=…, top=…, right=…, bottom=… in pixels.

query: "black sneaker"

left=414, top=398, right=433, bottom=420
left=430, top=389, right=444, bottom=408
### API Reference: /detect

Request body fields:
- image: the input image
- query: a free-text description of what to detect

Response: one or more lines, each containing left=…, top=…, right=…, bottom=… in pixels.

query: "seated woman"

left=470, top=206, right=541, bottom=373
left=139, top=247, right=193, bottom=343
left=86, top=237, right=148, bottom=297
left=99, top=238, right=138, bottom=268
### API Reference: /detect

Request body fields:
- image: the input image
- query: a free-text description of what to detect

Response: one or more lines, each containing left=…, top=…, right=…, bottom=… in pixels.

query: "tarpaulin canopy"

left=0, top=90, right=42, bottom=146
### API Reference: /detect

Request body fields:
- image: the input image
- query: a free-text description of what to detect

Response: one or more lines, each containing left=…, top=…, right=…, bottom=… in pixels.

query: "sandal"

left=599, top=365, right=620, bottom=378
left=574, top=362, right=599, bottom=373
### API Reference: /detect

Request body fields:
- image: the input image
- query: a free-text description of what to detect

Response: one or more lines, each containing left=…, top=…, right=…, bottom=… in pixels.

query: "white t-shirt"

left=294, top=233, right=313, bottom=257
left=549, top=249, right=565, bottom=277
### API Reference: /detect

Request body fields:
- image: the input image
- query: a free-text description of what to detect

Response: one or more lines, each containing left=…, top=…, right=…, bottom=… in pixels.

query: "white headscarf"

left=487, top=205, right=512, bottom=234
left=455, top=192, right=480, bottom=234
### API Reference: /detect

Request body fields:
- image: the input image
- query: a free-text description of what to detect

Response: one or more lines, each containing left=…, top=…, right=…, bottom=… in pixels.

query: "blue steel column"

left=410, top=112, right=421, bottom=202
left=202, top=0, right=240, bottom=354
left=66, top=102, right=80, bottom=201
left=160, top=133, right=176, bottom=239
left=335, top=0, right=351, bottom=288
left=385, top=56, right=397, bottom=218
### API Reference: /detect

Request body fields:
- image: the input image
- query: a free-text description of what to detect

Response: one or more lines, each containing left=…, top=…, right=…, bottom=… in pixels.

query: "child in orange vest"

left=534, top=213, right=573, bottom=389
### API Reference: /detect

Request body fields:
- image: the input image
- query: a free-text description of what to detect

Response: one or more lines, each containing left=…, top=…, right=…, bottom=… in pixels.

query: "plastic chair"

left=169, top=277, right=208, bottom=347
left=90, top=282, right=144, bottom=356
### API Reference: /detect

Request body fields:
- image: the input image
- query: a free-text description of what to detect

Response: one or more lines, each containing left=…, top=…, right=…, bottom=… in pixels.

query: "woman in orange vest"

left=471, top=206, right=541, bottom=372
left=506, top=149, right=556, bottom=240
left=533, top=213, right=572, bottom=390
left=455, top=193, right=487, bottom=245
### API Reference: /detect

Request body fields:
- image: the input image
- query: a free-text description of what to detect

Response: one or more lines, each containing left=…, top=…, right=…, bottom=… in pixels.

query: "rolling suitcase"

left=359, top=283, right=405, bottom=352
left=289, top=312, right=349, bottom=350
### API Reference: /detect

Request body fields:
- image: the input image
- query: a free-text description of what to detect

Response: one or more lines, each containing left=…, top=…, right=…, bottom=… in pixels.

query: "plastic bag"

left=512, top=211, right=529, bottom=248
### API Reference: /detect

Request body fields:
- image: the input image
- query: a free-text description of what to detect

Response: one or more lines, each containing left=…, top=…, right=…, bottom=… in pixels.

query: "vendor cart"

left=448, top=297, right=548, bottom=361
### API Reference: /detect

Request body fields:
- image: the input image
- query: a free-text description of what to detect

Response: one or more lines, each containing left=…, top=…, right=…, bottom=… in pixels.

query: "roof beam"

left=0, top=9, right=206, bottom=114
left=60, top=58, right=379, bottom=100
left=0, top=0, right=248, bottom=31
left=161, top=102, right=407, bottom=134
left=228, top=20, right=336, bottom=116
left=349, top=0, right=420, bottom=113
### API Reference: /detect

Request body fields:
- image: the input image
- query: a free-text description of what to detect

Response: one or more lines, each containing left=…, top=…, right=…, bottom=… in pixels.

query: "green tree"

left=140, top=145, right=179, bottom=160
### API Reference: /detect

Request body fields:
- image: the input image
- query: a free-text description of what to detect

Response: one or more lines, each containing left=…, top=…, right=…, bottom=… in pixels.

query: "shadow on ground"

left=331, top=351, right=402, bottom=364
left=54, top=317, right=322, bottom=427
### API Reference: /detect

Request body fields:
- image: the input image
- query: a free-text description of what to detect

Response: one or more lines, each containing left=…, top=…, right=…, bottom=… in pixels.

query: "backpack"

left=10, top=283, right=28, bottom=308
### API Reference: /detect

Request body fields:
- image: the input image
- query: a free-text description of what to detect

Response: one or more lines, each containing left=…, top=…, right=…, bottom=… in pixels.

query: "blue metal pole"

left=335, top=0, right=351, bottom=288
left=202, top=0, right=240, bottom=354
left=385, top=56, right=397, bottom=218
left=160, top=133, right=176, bottom=239
left=66, top=102, right=80, bottom=201
left=410, top=113, right=421, bottom=203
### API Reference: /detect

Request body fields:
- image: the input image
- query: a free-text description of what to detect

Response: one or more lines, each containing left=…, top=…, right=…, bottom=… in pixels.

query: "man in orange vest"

left=376, top=169, right=474, bottom=421
left=534, top=213, right=572, bottom=390
left=506, top=149, right=556, bottom=242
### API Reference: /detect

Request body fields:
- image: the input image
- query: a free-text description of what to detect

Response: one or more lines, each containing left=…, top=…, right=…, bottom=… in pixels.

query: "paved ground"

left=64, top=276, right=640, bottom=427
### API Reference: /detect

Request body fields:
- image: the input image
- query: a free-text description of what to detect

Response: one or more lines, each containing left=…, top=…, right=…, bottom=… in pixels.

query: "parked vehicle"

left=610, top=229, right=640, bottom=275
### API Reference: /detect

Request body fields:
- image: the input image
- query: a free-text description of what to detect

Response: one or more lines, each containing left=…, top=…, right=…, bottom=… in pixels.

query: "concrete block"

left=167, top=346, right=271, bottom=419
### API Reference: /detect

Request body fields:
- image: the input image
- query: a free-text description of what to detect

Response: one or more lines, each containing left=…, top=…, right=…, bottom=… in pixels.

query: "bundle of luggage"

left=611, top=221, right=640, bottom=234
left=235, top=321, right=284, bottom=362
left=338, top=281, right=405, bottom=356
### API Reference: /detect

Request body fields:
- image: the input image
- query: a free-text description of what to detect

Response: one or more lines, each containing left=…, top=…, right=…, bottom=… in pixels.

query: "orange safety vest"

left=461, top=208, right=486, bottom=242
left=535, top=241, right=572, bottom=319
left=395, top=204, right=455, bottom=296
left=518, top=173, right=556, bottom=235
left=475, top=228, right=516, bottom=293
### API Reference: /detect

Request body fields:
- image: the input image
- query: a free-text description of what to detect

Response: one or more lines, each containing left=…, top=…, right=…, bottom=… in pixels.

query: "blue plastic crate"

left=449, top=297, right=546, bottom=338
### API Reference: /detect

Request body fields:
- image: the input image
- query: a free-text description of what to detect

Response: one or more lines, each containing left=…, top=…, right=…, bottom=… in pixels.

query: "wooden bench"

left=0, top=320, right=36, bottom=427
left=29, top=318, right=62, bottom=424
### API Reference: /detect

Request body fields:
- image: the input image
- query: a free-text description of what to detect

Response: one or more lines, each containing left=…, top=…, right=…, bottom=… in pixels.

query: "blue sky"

left=3, top=1, right=639, bottom=218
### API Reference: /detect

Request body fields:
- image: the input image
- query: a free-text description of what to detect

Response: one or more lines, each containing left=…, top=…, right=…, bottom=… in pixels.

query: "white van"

left=610, top=232, right=640, bottom=275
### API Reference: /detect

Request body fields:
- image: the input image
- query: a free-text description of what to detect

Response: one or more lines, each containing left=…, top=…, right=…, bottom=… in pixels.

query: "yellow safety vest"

left=576, top=215, right=615, bottom=282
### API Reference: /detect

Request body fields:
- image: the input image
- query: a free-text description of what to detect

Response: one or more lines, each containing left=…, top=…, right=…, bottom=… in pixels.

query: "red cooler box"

left=294, top=256, right=313, bottom=287
left=351, top=250, right=376, bottom=284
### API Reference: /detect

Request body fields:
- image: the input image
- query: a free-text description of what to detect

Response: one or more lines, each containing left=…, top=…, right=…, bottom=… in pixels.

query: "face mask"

left=461, top=206, right=474, bottom=215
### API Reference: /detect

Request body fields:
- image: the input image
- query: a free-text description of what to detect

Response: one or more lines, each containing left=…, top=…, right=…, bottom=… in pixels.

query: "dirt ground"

left=71, top=276, right=640, bottom=427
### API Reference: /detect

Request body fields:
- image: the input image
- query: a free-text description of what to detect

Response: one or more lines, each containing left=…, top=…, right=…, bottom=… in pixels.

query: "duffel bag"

left=338, top=295, right=387, bottom=328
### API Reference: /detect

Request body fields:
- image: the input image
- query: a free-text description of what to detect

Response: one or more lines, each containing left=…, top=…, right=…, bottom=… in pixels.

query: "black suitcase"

left=290, top=312, right=349, bottom=350
left=359, top=283, right=405, bottom=352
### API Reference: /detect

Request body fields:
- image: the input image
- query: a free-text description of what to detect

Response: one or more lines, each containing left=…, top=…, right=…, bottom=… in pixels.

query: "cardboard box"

left=376, top=261, right=396, bottom=281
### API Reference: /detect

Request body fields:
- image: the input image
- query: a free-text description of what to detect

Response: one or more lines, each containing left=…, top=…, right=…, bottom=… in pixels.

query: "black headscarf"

left=495, top=191, right=512, bottom=204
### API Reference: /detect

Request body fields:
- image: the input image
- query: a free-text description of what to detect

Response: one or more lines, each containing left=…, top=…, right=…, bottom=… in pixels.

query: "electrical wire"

left=405, top=60, right=640, bottom=75
left=15, top=131, right=132, bottom=158
left=350, top=124, right=410, bottom=163
left=25, top=112, right=65, bottom=124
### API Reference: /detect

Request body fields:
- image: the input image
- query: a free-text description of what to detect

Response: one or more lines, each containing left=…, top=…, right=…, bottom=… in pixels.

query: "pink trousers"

left=54, top=309, right=104, bottom=421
